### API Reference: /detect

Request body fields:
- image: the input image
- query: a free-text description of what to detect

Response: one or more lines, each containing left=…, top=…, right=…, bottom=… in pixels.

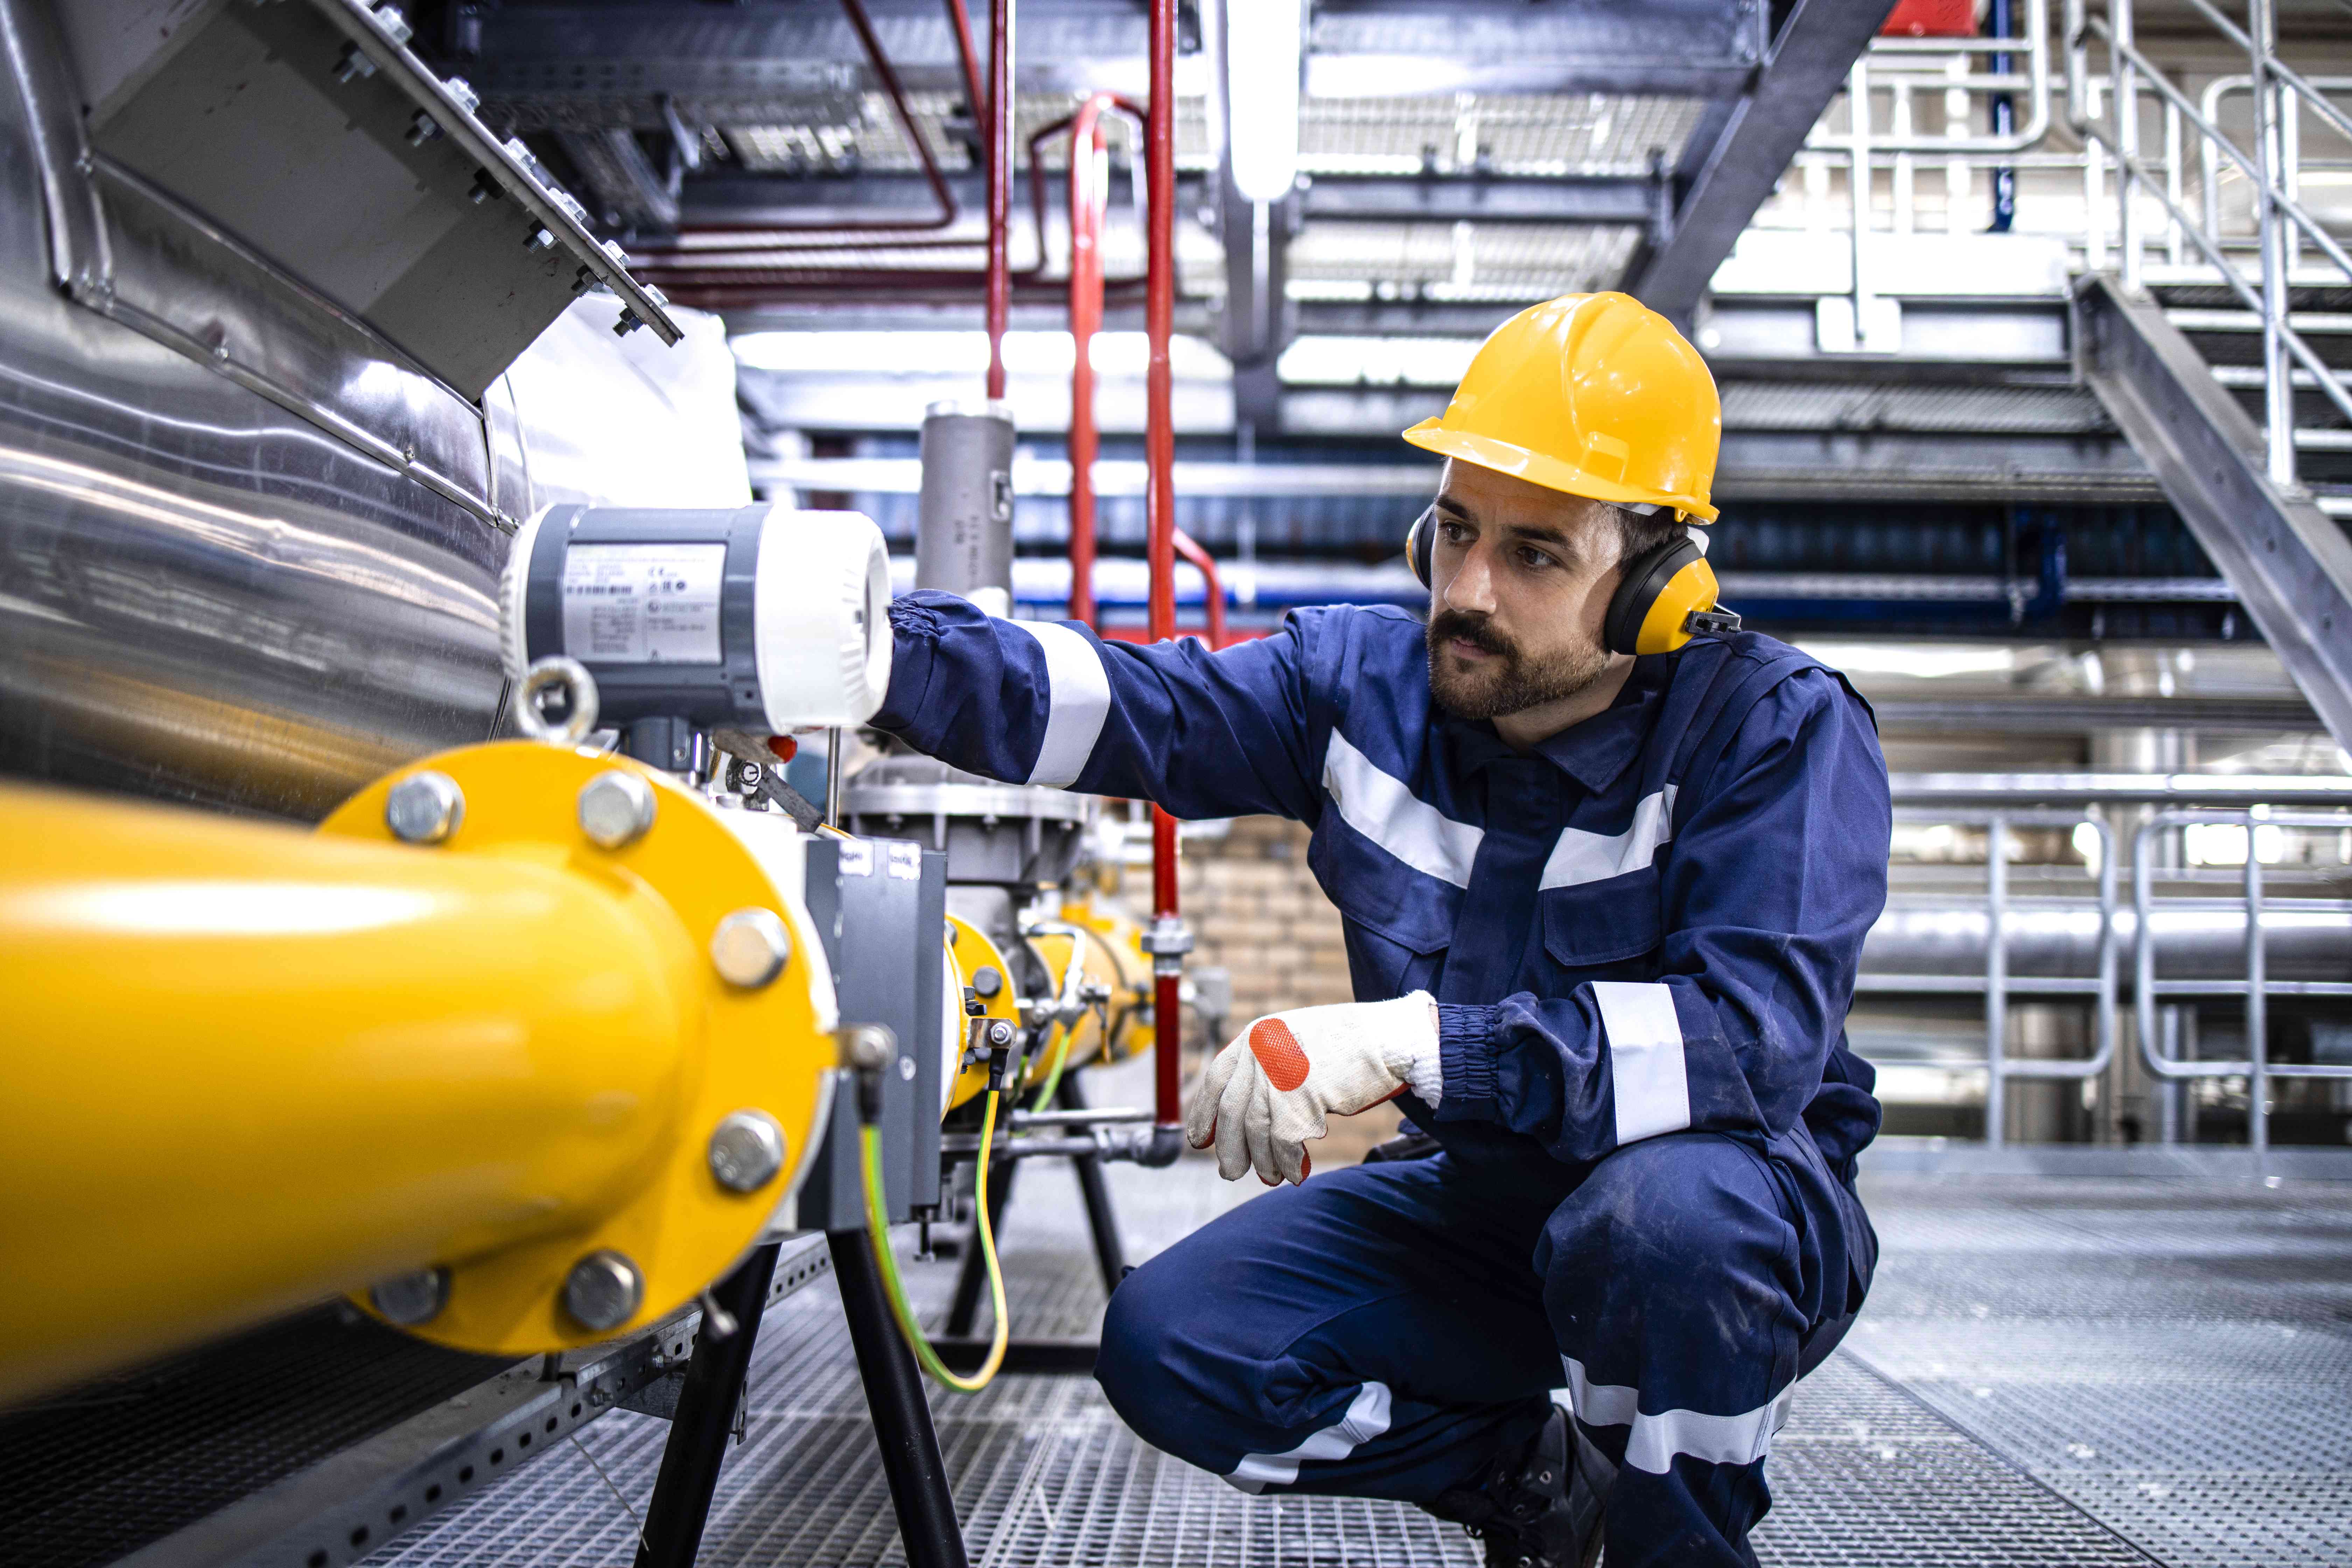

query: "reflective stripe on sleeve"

left=1591, top=980, right=1690, bottom=1145
left=1224, top=1381, right=1394, bottom=1493
left=1559, top=1358, right=1791, bottom=1475
left=1320, top=731, right=1483, bottom=888
left=1005, top=618, right=1112, bottom=789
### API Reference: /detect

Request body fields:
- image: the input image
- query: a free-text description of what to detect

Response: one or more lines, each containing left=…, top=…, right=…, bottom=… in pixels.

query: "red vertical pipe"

left=1066, top=98, right=1111, bottom=629
left=1170, top=527, right=1227, bottom=650
left=985, top=0, right=1012, bottom=401
left=1145, top=0, right=1183, bottom=1134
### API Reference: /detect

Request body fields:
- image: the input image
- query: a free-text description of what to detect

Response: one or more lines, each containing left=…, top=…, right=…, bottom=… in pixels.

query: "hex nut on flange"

left=369, top=1266, right=450, bottom=1326
left=577, top=770, right=656, bottom=848
left=385, top=772, right=464, bottom=845
left=841, top=1023, right=896, bottom=1073
left=707, top=1110, right=788, bottom=1193
left=562, top=1250, right=643, bottom=1332
left=710, top=907, right=790, bottom=989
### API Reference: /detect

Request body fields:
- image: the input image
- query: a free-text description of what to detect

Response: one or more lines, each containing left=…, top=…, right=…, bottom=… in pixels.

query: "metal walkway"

left=365, top=1159, right=2352, bottom=1568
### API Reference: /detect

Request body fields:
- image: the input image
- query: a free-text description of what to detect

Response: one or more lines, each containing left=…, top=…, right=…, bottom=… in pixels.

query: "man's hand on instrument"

left=1184, top=992, right=1441, bottom=1186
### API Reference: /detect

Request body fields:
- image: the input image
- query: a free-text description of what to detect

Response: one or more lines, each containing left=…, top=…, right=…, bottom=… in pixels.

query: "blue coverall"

left=874, top=591, right=1890, bottom=1566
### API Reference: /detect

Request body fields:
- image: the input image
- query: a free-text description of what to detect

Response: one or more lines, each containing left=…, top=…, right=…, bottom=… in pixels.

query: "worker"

left=871, top=292, right=1888, bottom=1567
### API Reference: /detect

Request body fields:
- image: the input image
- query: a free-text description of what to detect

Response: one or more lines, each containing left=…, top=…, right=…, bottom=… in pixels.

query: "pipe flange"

left=318, top=741, right=836, bottom=1356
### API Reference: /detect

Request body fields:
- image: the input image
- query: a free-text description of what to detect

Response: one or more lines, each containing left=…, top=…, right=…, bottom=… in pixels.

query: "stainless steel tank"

left=0, top=1, right=741, bottom=820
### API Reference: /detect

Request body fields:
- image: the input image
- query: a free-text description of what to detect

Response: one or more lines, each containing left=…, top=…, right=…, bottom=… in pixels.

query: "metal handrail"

left=2130, top=809, right=2352, bottom=1160
left=2065, top=9, right=2352, bottom=442
left=1803, top=0, right=2053, bottom=155
left=2068, top=0, right=2352, bottom=486
left=1892, top=808, right=2119, bottom=1147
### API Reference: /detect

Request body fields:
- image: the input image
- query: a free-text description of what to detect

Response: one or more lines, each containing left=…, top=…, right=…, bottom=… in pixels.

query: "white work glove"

left=1185, top=992, right=1442, bottom=1186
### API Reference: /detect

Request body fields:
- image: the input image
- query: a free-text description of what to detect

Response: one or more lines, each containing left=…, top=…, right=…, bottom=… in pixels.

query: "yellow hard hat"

left=1402, top=292, right=1721, bottom=523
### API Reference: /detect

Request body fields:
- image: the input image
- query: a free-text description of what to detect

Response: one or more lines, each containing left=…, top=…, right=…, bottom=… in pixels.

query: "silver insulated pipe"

left=915, top=399, right=1016, bottom=617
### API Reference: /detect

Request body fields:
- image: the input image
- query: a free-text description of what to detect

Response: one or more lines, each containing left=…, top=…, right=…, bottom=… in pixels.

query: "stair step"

left=2164, top=309, right=2352, bottom=334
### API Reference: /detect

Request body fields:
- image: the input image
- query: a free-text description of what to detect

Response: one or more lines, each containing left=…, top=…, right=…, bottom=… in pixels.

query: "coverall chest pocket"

left=1537, top=867, right=1665, bottom=984
left=1310, top=827, right=1459, bottom=999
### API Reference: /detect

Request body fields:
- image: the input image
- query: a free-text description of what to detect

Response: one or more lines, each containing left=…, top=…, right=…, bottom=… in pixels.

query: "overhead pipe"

left=985, top=0, right=1013, bottom=400
left=646, top=113, right=1150, bottom=308
left=1062, top=92, right=1146, bottom=629
left=1068, top=93, right=1113, bottom=629
left=658, top=0, right=960, bottom=243
left=1141, top=0, right=1186, bottom=1152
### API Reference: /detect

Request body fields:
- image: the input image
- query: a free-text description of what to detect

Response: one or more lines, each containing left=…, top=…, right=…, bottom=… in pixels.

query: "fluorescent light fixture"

left=1224, top=0, right=1302, bottom=204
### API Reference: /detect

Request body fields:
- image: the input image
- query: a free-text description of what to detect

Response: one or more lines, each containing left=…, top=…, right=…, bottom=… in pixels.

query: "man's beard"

left=1425, top=609, right=1611, bottom=721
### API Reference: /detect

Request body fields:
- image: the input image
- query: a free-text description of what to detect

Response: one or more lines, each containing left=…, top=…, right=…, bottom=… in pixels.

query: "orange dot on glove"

left=1248, top=1018, right=1311, bottom=1091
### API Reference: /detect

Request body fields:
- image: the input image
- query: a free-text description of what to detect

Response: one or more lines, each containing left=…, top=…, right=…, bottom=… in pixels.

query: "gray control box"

left=798, top=836, right=948, bottom=1231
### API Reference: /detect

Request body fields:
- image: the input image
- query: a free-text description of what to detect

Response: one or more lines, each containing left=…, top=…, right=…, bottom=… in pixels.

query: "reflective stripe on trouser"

left=1095, top=1128, right=1869, bottom=1568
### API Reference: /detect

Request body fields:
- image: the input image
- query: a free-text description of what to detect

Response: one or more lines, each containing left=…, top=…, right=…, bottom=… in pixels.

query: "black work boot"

left=1428, top=1405, right=1611, bottom=1568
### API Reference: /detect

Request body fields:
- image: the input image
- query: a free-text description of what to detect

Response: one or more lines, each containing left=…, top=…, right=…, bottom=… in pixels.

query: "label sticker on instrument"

left=562, top=544, right=725, bottom=664
left=886, top=841, right=922, bottom=881
left=838, top=840, right=874, bottom=878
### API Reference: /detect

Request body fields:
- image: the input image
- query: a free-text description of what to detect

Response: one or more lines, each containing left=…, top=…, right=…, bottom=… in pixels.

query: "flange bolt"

left=385, top=771, right=464, bottom=845
left=842, top=1023, right=897, bottom=1073
left=987, top=1020, right=1015, bottom=1049
left=369, top=1267, right=450, bottom=1326
left=577, top=770, right=656, bottom=848
left=710, top=908, right=790, bottom=989
left=562, top=1250, right=643, bottom=1332
left=707, top=1110, right=787, bottom=1193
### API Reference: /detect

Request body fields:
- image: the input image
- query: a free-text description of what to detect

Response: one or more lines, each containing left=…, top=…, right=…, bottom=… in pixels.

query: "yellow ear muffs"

left=1604, top=538, right=1740, bottom=656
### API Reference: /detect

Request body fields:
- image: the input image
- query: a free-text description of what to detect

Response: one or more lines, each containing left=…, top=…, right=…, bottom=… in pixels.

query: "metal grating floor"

left=363, top=1149, right=2352, bottom=1568
left=0, top=1310, right=512, bottom=1568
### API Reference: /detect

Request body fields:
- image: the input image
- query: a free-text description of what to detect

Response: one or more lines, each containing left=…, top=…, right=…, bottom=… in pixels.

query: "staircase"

left=2064, top=0, right=2352, bottom=750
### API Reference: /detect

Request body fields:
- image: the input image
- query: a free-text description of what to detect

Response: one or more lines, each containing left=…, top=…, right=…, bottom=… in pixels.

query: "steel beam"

left=474, top=4, right=1165, bottom=99
left=1298, top=174, right=1660, bottom=226
left=476, top=1, right=1764, bottom=104
left=1627, top=0, right=1900, bottom=318
left=1304, top=0, right=1765, bottom=97
left=2075, top=273, right=2352, bottom=751
left=677, top=170, right=1657, bottom=233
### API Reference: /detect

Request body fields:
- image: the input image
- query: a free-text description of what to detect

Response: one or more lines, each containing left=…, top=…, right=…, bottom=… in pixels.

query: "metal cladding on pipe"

left=916, top=401, right=1018, bottom=617
left=0, top=744, right=840, bottom=1406
left=1863, top=897, right=2352, bottom=980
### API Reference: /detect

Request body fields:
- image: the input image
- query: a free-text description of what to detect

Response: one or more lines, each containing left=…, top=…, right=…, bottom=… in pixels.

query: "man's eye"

left=1517, top=547, right=1555, bottom=569
left=1438, top=522, right=1468, bottom=543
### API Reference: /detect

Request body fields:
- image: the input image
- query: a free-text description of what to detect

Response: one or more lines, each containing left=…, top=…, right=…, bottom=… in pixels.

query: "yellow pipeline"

left=0, top=743, right=833, bottom=1406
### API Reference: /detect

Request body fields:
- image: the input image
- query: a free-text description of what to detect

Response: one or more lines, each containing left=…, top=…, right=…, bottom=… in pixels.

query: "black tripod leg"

left=1057, top=1076, right=1129, bottom=1295
left=827, top=1231, right=969, bottom=1568
left=942, top=1158, right=1014, bottom=1339
left=634, top=1241, right=782, bottom=1568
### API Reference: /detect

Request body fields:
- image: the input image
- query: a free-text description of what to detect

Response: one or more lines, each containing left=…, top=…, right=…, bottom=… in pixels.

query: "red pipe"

left=1144, top=0, right=1183, bottom=1136
left=1168, top=527, right=1228, bottom=649
left=943, top=0, right=987, bottom=139
left=985, top=0, right=1012, bottom=400
left=1066, top=94, right=1113, bottom=629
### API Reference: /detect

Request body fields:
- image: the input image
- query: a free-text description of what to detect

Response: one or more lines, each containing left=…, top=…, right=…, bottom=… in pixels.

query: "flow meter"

left=500, top=503, right=891, bottom=766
